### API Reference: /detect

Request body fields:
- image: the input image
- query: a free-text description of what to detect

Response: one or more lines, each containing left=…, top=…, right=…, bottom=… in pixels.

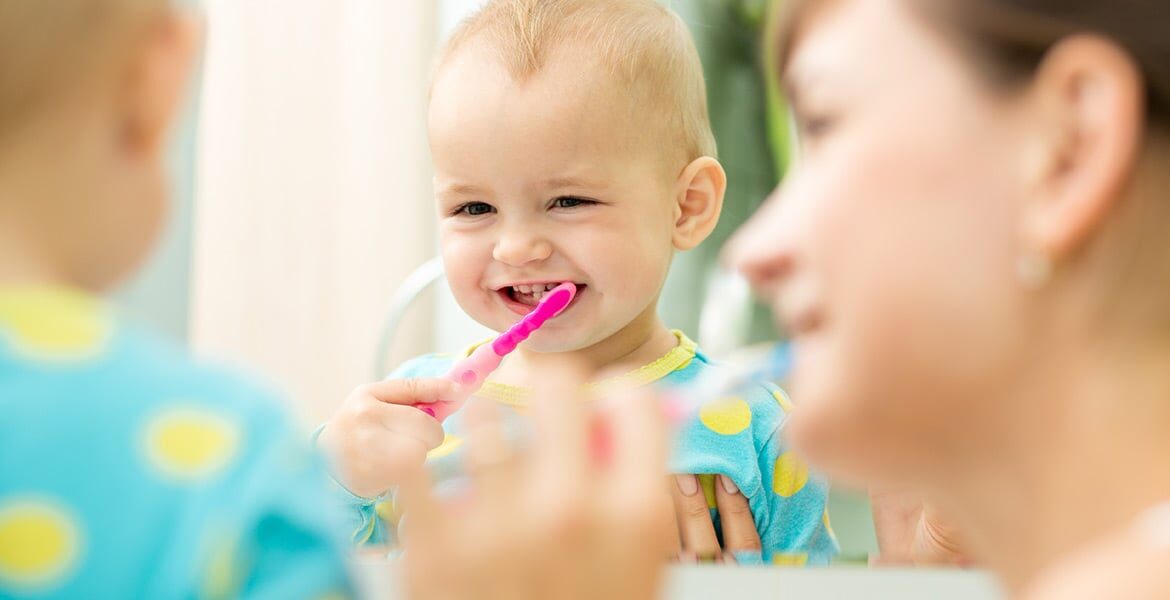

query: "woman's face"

left=731, top=0, right=1040, bottom=485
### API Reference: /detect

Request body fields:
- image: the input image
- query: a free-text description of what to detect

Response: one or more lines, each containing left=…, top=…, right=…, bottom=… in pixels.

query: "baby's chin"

left=476, top=318, right=610, bottom=356
left=484, top=322, right=595, bottom=354
left=513, top=333, right=592, bottom=354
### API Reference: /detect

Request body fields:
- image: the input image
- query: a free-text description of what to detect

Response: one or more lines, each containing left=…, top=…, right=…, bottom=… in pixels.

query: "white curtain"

left=192, top=0, right=438, bottom=424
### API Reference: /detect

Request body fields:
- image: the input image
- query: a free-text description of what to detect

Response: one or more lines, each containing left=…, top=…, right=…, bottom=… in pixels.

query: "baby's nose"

left=492, top=230, right=553, bottom=266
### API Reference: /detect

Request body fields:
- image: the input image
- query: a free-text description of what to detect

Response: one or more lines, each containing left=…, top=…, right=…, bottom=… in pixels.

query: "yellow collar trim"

left=0, top=285, right=113, bottom=361
left=468, top=330, right=698, bottom=409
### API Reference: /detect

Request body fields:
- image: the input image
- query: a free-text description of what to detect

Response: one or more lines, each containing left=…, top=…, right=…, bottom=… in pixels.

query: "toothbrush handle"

left=414, top=344, right=504, bottom=423
left=448, top=343, right=505, bottom=391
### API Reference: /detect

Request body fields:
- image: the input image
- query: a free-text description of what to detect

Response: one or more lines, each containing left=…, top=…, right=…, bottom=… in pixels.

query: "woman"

left=733, top=0, right=1170, bottom=595
left=397, top=0, right=1170, bottom=597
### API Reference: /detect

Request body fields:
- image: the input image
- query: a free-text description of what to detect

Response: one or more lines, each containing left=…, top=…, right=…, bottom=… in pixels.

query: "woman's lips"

left=787, top=308, right=825, bottom=337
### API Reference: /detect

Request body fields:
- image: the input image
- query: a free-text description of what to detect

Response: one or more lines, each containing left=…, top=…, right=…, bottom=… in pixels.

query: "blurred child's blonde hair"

left=0, top=0, right=166, bottom=146
left=439, top=0, right=717, bottom=164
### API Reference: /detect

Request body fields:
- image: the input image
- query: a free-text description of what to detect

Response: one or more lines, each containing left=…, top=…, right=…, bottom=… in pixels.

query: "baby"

left=323, top=0, right=837, bottom=565
left=0, top=1, right=351, bottom=597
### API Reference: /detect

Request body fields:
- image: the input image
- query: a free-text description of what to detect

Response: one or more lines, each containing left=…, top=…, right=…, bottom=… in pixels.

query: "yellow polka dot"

left=145, top=408, right=241, bottom=482
left=0, top=499, right=81, bottom=589
left=772, top=552, right=809, bottom=567
left=699, top=397, right=752, bottom=436
left=697, top=475, right=718, bottom=510
left=0, top=288, right=112, bottom=362
left=427, top=434, right=464, bottom=460
left=772, top=452, right=809, bottom=498
left=823, top=510, right=836, bottom=539
left=773, top=389, right=795, bottom=413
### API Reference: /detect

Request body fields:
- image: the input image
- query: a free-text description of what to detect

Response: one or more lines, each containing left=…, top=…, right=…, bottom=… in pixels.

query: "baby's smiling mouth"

left=495, top=281, right=587, bottom=311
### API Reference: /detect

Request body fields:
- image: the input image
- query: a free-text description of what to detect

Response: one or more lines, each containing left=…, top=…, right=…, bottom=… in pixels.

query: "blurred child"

left=0, top=1, right=351, bottom=596
left=320, top=0, right=837, bottom=565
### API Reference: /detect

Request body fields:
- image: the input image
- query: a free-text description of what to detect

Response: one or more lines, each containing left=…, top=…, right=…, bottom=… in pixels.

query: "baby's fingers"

left=380, top=403, right=446, bottom=450
left=359, top=378, right=456, bottom=407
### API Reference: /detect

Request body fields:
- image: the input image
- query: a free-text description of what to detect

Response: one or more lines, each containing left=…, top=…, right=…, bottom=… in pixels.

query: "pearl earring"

left=1016, top=251, right=1053, bottom=288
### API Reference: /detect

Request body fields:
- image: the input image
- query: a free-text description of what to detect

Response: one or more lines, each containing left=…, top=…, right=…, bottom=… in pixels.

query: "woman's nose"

left=492, top=227, right=553, bottom=267
left=725, top=186, right=796, bottom=295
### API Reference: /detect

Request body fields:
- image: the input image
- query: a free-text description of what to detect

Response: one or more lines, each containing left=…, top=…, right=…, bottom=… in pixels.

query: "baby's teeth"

left=511, top=284, right=564, bottom=297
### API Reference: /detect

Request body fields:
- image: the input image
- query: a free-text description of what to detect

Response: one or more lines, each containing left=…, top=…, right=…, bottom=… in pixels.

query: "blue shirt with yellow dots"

left=0, top=287, right=353, bottom=599
left=341, top=331, right=838, bottom=566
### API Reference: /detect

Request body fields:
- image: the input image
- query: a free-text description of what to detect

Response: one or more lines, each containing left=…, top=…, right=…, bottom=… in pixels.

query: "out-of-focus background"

left=116, top=0, right=876, bottom=561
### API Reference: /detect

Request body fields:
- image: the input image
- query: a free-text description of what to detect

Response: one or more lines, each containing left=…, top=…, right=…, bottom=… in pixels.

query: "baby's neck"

left=493, top=305, right=679, bottom=387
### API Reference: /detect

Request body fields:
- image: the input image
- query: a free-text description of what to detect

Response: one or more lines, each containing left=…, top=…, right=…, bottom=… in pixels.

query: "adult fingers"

left=714, top=475, right=761, bottom=554
left=603, top=387, right=667, bottom=500
left=670, top=474, right=721, bottom=561
left=395, top=460, right=445, bottom=554
left=598, top=387, right=673, bottom=562
left=529, top=362, right=591, bottom=489
left=462, top=398, right=521, bottom=510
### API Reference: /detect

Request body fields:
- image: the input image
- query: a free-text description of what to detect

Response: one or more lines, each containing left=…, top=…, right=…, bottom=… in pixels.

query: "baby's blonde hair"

left=440, top=0, right=717, bottom=164
left=0, top=0, right=165, bottom=146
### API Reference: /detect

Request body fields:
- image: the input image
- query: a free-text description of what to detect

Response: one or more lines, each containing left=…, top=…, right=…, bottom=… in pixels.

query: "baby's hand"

left=318, top=378, right=452, bottom=498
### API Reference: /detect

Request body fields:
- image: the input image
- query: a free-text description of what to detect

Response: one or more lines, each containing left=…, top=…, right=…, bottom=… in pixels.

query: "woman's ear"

left=1020, top=34, right=1145, bottom=260
left=122, top=9, right=202, bottom=158
left=672, top=156, right=727, bottom=251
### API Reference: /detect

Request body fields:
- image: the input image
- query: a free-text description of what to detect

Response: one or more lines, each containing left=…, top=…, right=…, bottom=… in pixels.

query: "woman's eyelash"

left=797, top=114, right=836, bottom=139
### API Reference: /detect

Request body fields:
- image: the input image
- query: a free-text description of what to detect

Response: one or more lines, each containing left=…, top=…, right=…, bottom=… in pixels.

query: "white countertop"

left=354, top=557, right=1006, bottom=599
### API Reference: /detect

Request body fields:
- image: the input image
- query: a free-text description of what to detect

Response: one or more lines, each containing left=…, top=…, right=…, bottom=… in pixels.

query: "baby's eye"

left=453, top=202, right=496, bottom=217
left=551, top=196, right=598, bottom=210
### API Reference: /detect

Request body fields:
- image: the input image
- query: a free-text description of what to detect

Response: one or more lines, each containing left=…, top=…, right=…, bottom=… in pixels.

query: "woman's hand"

left=669, top=473, right=761, bottom=563
left=395, top=366, right=673, bottom=600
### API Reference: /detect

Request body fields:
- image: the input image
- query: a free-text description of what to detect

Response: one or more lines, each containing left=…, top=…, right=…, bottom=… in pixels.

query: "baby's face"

left=429, top=44, right=679, bottom=352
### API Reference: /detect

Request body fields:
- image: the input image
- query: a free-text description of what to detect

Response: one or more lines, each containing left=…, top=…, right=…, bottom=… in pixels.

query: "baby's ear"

left=121, top=9, right=201, bottom=159
left=672, top=157, right=727, bottom=251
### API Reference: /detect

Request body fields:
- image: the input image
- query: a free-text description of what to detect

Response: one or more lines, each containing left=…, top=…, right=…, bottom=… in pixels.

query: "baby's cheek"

left=441, top=245, right=491, bottom=308
left=599, top=242, right=665, bottom=295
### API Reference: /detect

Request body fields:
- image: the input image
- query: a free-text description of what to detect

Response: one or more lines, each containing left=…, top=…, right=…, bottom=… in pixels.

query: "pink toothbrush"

left=416, top=282, right=578, bottom=422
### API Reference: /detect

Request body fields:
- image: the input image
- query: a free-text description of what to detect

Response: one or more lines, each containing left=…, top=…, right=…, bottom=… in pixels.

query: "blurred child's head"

left=0, top=0, right=198, bottom=291
left=430, top=0, right=726, bottom=354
